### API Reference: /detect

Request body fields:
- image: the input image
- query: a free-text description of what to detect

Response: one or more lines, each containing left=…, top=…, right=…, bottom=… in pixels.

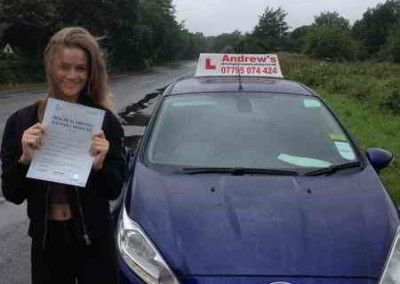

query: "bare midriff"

left=48, top=204, right=72, bottom=220
left=48, top=183, right=72, bottom=221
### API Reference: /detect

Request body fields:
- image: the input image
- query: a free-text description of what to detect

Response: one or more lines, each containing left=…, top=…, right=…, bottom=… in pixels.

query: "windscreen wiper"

left=178, top=167, right=298, bottom=176
left=304, top=161, right=362, bottom=176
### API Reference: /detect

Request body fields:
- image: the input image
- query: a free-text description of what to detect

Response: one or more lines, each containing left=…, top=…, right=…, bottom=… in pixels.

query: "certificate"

left=27, top=98, right=105, bottom=187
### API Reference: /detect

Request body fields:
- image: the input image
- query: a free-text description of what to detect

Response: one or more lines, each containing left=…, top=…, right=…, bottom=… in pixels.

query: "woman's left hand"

left=91, top=130, right=110, bottom=171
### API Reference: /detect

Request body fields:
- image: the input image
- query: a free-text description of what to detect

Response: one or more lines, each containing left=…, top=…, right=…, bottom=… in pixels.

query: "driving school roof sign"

left=195, top=53, right=283, bottom=78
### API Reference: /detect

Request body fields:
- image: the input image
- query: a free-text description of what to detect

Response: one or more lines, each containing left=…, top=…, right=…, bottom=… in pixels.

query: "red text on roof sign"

left=222, top=54, right=277, bottom=64
left=205, top=58, right=217, bottom=70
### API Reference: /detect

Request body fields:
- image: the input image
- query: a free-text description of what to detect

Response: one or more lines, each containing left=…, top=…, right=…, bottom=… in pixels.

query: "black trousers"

left=31, top=220, right=119, bottom=284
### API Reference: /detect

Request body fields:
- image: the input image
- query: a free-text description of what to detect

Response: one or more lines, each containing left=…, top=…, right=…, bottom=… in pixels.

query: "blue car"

left=116, top=54, right=400, bottom=284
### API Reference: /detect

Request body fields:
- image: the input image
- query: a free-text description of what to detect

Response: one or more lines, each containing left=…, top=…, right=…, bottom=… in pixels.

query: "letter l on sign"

left=205, top=58, right=216, bottom=70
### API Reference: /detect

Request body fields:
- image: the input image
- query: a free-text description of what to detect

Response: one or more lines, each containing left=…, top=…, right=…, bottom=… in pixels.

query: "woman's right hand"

left=19, top=123, right=46, bottom=165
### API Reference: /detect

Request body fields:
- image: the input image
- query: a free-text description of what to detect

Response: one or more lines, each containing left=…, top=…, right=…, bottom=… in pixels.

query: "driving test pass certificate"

left=27, top=98, right=105, bottom=187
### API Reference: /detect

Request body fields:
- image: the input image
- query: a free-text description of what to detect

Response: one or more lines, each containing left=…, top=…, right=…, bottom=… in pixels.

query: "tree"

left=0, top=0, right=204, bottom=78
left=313, top=11, right=350, bottom=30
left=0, top=0, right=7, bottom=39
left=209, top=31, right=244, bottom=52
left=105, top=0, right=140, bottom=70
left=55, top=0, right=113, bottom=35
left=0, top=0, right=58, bottom=58
left=105, top=0, right=193, bottom=69
left=252, top=7, right=289, bottom=51
left=239, top=35, right=269, bottom=53
left=384, top=22, right=400, bottom=62
left=304, top=26, right=358, bottom=61
left=287, top=25, right=313, bottom=53
left=174, top=30, right=207, bottom=59
left=352, top=0, right=400, bottom=55
left=137, top=0, right=180, bottom=61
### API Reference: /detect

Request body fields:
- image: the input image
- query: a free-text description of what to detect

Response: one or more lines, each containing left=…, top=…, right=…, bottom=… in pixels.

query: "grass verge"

left=282, top=53, right=400, bottom=204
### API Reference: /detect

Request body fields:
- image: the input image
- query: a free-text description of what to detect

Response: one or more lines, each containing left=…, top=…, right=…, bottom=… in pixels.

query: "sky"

left=173, top=0, right=386, bottom=36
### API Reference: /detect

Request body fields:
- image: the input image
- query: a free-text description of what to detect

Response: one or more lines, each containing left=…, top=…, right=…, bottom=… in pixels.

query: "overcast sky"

left=173, top=0, right=385, bottom=36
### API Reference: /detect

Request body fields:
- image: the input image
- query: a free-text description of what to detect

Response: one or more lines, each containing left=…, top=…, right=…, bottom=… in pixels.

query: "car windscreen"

left=144, top=93, right=358, bottom=170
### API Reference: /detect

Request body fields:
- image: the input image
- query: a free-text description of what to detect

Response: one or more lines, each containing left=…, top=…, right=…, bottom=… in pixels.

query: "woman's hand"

left=19, top=123, right=46, bottom=165
left=91, top=130, right=110, bottom=171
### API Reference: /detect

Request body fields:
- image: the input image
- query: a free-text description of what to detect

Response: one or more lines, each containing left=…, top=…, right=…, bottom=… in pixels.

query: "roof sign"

left=195, top=53, right=283, bottom=78
left=2, top=43, right=14, bottom=54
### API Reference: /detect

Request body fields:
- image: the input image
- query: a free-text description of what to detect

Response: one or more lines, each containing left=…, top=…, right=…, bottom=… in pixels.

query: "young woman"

left=1, top=27, right=126, bottom=283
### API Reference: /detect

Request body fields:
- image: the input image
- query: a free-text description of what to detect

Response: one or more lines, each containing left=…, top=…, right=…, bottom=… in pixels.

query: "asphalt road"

left=0, top=61, right=196, bottom=283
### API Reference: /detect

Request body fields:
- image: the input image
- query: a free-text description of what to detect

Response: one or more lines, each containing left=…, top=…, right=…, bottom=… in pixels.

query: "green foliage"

left=238, top=36, right=267, bottom=53
left=137, top=0, right=179, bottom=61
left=105, top=0, right=141, bottom=70
left=217, top=6, right=291, bottom=54
left=313, top=11, right=350, bottom=30
left=352, top=0, right=400, bottom=55
left=285, top=12, right=353, bottom=56
left=274, top=3, right=400, bottom=62
left=208, top=31, right=244, bottom=53
left=384, top=22, right=400, bottom=63
left=0, top=0, right=58, bottom=59
left=0, top=53, right=44, bottom=84
left=383, top=83, right=400, bottom=114
left=2, top=1, right=400, bottom=83
left=0, top=0, right=207, bottom=80
left=175, top=31, right=207, bottom=59
left=55, top=0, right=113, bottom=35
left=252, top=7, right=288, bottom=51
left=286, top=25, right=313, bottom=53
left=304, top=26, right=358, bottom=61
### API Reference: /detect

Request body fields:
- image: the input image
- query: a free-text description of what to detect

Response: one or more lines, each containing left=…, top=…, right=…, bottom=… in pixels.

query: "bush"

left=239, top=36, right=269, bottom=54
left=304, top=27, right=359, bottom=61
left=344, top=77, right=372, bottom=100
left=385, top=23, right=400, bottom=63
left=383, top=84, right=400, bottom=114
left=0, top=54, right=44, bottom=84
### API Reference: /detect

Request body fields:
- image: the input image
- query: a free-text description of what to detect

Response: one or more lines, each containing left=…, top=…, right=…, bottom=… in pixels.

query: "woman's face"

left=53, top=46, right=89, bottom=102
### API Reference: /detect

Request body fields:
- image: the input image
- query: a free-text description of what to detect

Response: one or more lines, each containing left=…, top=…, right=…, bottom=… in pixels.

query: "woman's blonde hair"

left=43, top=27, right=113, bottom=110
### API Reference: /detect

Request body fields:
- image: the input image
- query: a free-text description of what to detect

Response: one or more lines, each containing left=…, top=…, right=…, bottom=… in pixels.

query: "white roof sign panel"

left=195, top=53, right=283, bottom=78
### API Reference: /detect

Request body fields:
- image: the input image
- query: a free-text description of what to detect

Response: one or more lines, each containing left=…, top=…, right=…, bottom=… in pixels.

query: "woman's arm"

left=1, top=113, right=29, bottom=204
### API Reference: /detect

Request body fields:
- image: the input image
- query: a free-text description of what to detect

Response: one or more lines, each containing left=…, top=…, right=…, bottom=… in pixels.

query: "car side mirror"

left=366, top=148, right=393, bottom=172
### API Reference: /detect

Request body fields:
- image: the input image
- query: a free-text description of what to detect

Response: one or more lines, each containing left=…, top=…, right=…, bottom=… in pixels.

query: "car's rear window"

left=144, top=93, right=358, bottom=170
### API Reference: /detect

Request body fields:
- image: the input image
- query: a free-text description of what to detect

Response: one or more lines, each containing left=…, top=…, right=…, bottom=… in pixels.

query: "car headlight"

left=379, top=226, right=400, bottom=284
left=117, top=206, right=180, bottom=284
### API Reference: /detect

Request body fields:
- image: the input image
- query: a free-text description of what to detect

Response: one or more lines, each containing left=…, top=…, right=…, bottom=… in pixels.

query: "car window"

left=145, top=93, right=358, bottom=170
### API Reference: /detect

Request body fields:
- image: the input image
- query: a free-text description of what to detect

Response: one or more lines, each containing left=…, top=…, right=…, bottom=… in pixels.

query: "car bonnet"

left=127, top=162, right=399, bottom=278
